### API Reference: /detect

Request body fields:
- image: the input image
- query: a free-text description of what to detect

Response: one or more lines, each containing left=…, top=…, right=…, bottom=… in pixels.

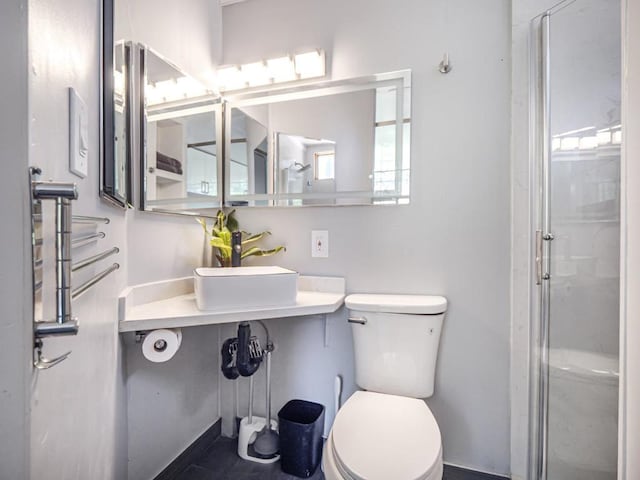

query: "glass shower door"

left=531, top=1, right=621, bottom=479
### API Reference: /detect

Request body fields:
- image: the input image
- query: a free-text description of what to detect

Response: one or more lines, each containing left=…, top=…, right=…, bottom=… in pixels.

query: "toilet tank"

left=345, top=294, right=447, bottom=398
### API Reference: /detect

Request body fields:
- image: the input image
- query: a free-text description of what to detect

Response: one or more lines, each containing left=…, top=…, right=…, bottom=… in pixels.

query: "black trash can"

left=278, top=399, right=325, bottom=478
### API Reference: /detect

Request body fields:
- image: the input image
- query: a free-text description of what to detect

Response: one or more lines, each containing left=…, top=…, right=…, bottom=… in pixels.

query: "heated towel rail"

left=30, top=167, right=120, bottom=369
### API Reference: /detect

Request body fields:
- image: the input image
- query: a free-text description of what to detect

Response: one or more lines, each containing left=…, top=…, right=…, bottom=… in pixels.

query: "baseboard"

left=444, top=462, right=511, bottom=479
left=154, top=419, right=222, bottom=480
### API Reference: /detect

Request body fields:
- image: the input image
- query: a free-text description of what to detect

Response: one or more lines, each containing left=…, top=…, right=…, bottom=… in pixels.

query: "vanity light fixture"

left=241, top=61, right=272, bottom=87
left=217, top=66, right=246, bottom=91
left=294, top=50, right=325, bottom=79
left=216, top=49, right=326, bottom=92
left=267, top=56, right=297, bottom=83
left=145, top=75, right=210, bottom=106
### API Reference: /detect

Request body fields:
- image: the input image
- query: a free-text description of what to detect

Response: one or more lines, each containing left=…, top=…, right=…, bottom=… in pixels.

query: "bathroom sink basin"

left=194, top=266, right=298, bottom=311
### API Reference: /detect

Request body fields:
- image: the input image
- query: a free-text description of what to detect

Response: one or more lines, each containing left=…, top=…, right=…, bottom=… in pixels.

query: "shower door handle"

left=536, top=230, right=543, bottom=285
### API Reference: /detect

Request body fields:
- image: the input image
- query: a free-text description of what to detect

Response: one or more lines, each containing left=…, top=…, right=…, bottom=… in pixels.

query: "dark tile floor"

left=174, top=436, right=508, bottom=480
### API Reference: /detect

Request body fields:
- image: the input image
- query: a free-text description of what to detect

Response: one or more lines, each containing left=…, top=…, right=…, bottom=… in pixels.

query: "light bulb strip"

left=217, top=50, right=325, bottom=92
left=145, top=74, right=210, bottom=106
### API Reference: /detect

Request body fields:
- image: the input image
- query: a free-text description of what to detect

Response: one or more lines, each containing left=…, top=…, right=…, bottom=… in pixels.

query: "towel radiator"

left=30, top=167, right=120, bottom=369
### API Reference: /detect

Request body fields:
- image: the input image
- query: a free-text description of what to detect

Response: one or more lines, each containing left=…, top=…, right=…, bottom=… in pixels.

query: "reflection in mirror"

left=100, top=0, right=131, bottom=209
left=228, top=109, right=269, bottom=205
left=224, top=70, right=411, bottom=207
left=113, top=41, right=130, bottom=202
left=276, top=133, right=336, bottom=206
left=140, top=47, right=222, bottom=215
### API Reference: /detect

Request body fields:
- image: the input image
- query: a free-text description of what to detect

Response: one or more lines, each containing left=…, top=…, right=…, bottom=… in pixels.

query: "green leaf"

left=196, top=217, right=209, bottom=235
left=241, top=245, right=286, bottom=259
left=226, top=210, right=239, bottom=232
left=219, top=229, right=231, bottom=246
left=210, top=236, right=232, bottom=253
left=215, top=210, right=226, bottom=231
left=241, top=231, right=271, bottom=246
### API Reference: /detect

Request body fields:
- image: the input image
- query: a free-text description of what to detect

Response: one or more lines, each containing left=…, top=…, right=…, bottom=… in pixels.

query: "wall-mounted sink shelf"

left=118, top=275, right=345, bottom=332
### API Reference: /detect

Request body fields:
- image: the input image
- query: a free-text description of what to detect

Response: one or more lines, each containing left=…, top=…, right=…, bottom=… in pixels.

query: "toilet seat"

left=329, top=391, right=442, bottom=480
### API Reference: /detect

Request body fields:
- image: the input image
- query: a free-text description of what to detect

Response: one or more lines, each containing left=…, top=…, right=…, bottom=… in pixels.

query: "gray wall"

left=0, top=1, right=31, bottom=479
left=27, top=0, right=128, bottom=478
left=222, top=0, right=511, bottom=474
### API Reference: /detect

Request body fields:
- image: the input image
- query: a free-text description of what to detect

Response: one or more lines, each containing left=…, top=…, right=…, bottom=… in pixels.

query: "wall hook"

left=439, top=53, right=452, bottom=74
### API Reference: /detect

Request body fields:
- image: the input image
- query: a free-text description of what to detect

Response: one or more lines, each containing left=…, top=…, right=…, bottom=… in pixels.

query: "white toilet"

left=323, top=293, right=448, bottom=480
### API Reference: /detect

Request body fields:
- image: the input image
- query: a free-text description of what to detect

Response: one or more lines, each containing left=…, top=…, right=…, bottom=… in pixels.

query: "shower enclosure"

left=529, top=1, right=621, bottom=479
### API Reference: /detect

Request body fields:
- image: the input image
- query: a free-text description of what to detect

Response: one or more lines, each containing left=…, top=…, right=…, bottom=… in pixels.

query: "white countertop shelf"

left=118, top=275, right=345, bottom=333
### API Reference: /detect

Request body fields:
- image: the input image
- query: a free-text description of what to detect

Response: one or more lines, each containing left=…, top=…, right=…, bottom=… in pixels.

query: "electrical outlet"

left=311, top=230, right=329, bottom=258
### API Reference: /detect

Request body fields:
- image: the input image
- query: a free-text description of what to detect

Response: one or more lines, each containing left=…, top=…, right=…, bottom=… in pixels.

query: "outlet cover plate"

left=311, top=230, right=329, bottom=258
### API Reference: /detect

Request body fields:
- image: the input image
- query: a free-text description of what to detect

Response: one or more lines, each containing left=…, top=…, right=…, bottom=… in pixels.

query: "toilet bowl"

left=322, top=293, right=447, bottom=480
left=322, top=391, right=443, bottom=480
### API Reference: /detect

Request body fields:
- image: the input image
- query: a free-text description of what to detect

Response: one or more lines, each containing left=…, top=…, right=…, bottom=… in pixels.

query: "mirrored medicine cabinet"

left=138, top=47, right=223, bottom=216
left=103, top=0, right=411, bottom=217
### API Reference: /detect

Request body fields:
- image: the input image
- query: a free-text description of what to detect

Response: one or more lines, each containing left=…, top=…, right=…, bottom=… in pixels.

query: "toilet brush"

left=252, top=343, right=279, bottom=457
left=248, top=375, right=254, bottom=424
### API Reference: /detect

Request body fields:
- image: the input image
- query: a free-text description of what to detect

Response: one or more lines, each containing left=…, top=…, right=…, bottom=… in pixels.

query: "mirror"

left=101, top=0, right=132, bottom=208
left=224, top=70, right=411, bottom=206
left=139, top=47, right=223, bottom=215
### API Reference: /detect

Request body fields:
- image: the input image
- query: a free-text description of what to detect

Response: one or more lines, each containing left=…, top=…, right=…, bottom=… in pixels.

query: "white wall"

left=125, top=208, right=222, bottom=480
left=115, top=0, right=221, bottom=82
left=0, top=1, right=31, bottom=479
left=119, top=1, right=225, bottom=478
left=27, top=0, right=128, bottom=478
left=124, top=326, right=220, bottom=480
left=222, top=0, right=511, bottom=474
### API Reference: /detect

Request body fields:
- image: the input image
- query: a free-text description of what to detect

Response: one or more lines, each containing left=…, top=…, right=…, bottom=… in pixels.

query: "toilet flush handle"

left=347, top=316, right=367, bottom=325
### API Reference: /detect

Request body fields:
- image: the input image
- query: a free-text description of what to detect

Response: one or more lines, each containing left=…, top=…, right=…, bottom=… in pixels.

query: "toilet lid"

left=345, top=294, right=447, bottom=315
left=332, top=391, right=442, bottom=480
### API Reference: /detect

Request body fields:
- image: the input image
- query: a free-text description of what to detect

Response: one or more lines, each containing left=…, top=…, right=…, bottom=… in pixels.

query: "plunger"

left=252, top=343, right=279, bottom=457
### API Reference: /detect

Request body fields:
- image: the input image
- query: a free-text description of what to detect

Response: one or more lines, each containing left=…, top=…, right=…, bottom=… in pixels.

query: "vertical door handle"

left=536, top=230, right=543, bottom=285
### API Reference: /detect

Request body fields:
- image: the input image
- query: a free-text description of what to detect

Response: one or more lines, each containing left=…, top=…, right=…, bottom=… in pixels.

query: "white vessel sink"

left=194, top=266, right=298, bottom=311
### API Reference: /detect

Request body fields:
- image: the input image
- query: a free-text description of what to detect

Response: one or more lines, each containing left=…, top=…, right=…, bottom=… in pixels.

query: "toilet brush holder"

left=237, top=416, right=280, bottom=464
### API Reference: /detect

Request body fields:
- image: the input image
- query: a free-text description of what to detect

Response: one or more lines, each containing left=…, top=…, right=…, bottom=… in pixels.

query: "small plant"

left=197, top=210, right=285, bottom=267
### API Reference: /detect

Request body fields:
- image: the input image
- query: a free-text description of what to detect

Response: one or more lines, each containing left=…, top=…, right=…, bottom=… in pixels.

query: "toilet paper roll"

left=142, top=328, right=182, bottom=363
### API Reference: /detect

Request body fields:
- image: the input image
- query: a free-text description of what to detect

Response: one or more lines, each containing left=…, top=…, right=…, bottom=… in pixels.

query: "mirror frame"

left=100, top=0, right=132, bottom=209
